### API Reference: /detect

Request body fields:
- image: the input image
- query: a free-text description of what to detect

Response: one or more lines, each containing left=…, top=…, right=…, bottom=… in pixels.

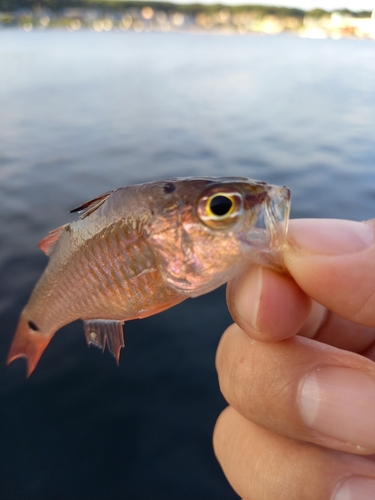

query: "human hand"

left=214, top=219, right=375, bottom=500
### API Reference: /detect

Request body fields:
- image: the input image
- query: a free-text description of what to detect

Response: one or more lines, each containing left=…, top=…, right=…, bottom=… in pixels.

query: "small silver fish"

left=7, top=177, right=290, bottom=376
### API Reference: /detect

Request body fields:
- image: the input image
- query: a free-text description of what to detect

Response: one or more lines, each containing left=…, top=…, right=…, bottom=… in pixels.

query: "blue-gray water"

left=1, top=29, right=375, bottom=499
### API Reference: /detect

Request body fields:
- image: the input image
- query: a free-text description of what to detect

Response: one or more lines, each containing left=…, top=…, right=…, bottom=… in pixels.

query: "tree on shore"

left=0, top=0, right=371, bottom=18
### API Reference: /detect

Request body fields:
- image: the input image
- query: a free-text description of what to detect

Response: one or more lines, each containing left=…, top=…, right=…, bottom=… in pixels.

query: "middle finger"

left=216, top=324, right=375, bottom=454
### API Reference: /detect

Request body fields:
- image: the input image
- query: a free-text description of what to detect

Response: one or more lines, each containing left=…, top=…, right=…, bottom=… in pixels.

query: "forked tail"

left=7, top=313, right=54, bottom=377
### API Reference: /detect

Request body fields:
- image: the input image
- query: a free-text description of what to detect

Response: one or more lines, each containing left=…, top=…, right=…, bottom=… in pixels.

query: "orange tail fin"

left=7, top=314, right=53, bottom=377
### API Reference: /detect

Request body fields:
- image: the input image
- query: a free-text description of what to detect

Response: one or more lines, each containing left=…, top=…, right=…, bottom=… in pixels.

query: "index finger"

left=227, top=264, right=375, bottom=354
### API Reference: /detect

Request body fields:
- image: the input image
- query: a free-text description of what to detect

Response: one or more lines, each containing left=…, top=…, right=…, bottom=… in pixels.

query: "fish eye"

left=197, top=191, right=243, bottom=228
left=208, top=195, right=234, bottom=217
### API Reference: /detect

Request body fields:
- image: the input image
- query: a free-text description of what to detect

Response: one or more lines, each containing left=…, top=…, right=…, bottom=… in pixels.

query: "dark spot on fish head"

left=244, top=191, right=267, bottom=210
left=163, top=182, right=176, bottom=194
left=28, top=320, right=39, bottom=332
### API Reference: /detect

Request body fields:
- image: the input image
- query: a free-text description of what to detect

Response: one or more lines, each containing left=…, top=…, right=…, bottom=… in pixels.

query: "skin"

left=214, top=218, right=375, bottom=500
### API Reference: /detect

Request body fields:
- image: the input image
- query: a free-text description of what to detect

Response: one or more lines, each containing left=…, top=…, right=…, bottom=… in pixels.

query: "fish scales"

left=7, top=177, right=290, bottom=376
left=31, top=220, right=170, bottom=325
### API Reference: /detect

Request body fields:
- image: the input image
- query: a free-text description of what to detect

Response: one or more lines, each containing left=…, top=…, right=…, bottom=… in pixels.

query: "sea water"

left=0, top=30, right=374, bottom=499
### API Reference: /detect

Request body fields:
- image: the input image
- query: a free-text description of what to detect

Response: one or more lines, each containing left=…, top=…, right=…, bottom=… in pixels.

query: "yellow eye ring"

left=206, top=193, right=235, bottom=218
left=197, top=191, right=243, bottom=228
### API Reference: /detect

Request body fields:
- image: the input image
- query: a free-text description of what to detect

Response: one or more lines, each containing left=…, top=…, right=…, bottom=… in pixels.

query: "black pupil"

left=210, top=196, right=233, bottom=216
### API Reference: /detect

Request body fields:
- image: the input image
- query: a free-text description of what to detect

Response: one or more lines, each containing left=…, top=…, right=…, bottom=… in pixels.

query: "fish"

left=7, top=177, right=290, bottom=376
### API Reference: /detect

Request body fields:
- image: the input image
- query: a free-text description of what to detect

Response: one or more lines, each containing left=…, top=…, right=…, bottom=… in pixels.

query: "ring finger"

left=213, top=406, right=375, bottom=500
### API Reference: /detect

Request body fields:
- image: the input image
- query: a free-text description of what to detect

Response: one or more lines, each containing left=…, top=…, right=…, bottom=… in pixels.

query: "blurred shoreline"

left=1, top=1, right=375, bottom=39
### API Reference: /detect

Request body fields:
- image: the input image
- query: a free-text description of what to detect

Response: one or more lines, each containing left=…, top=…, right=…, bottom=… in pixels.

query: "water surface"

left=0, top=30, right=375, bottom=499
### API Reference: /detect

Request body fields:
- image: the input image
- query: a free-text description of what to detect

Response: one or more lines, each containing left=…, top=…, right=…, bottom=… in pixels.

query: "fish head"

left=145, top=177, right=290, bottom=297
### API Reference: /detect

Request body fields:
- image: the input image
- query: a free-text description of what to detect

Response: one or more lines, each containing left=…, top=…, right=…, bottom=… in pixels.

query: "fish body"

left=7, top=177, right=290, bottom=375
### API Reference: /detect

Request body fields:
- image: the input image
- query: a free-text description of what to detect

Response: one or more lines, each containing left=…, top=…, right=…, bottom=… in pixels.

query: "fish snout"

left=240, top=184, right=291, bottom=272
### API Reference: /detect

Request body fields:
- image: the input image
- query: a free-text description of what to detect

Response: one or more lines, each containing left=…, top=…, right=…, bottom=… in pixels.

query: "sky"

left=173, top=0, right=375, bottom=10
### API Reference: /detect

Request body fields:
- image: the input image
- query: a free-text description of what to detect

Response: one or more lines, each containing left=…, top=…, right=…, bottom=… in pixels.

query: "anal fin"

left=83, top=319, right=124, bottom=364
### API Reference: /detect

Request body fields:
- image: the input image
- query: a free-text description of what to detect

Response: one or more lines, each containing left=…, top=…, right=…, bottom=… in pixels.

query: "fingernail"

left=231, top=266, right=262, bottom=332
left=333, top=477, right=375, bottom=500
left=288, top=219, right=373, bottom=254
left=298, top=366, right=375, bottom=449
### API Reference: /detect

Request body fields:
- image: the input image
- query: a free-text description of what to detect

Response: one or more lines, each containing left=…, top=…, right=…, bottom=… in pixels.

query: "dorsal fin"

left=83, top=319, right=125, bottom=364
left=38, top=224, right=67, bottom=256
left=70, top=190, right=114, bottom=219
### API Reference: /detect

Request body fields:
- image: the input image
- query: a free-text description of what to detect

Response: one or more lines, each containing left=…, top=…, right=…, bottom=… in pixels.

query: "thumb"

left=284, top=219, right=375, bottom=327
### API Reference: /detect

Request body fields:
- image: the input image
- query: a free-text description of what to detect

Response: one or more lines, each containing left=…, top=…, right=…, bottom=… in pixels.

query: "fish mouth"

left=241, top=184, right=291, bottom=272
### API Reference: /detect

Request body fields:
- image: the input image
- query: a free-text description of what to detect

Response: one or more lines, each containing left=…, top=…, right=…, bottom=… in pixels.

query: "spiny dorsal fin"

left=70, top=190, right=114, bottom=220
left=83, top=319, right=124, bottom=364
left=38, top=224, right=68, bottom=256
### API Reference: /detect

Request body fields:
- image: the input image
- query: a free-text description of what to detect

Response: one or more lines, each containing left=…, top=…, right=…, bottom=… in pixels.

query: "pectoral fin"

left=83, top=319, right=124, bottom=364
